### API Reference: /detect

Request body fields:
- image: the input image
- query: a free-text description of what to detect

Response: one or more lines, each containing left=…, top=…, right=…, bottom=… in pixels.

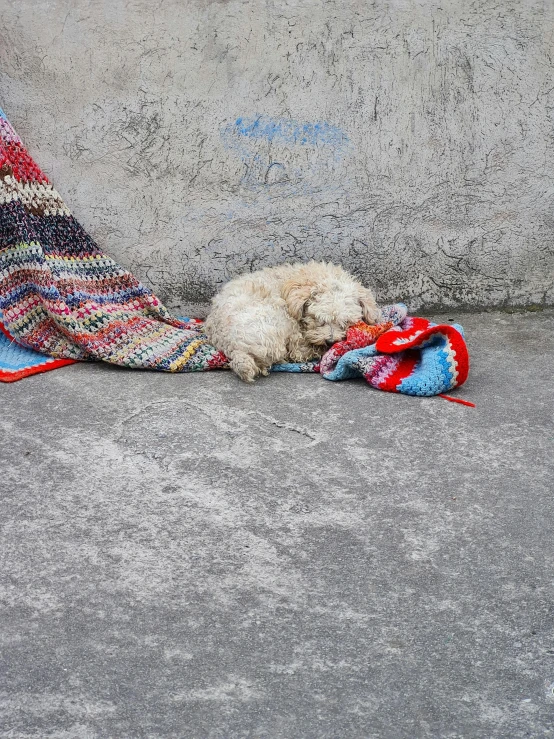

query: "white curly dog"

left=204, top=261, right=381, bottom=382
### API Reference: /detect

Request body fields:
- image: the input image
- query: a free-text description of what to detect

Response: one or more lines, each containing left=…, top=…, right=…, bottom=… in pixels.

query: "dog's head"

left=282, top=263, right=381, bottom=348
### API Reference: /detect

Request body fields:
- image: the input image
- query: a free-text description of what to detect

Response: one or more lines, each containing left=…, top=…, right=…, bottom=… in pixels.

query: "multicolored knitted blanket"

left=317, top=310, right=471, bottom=400
left=0, top=107, right=228, bottom=373
left=272, top=304, right=472, bottom=401
left=0, top=106, right=471, bottom=400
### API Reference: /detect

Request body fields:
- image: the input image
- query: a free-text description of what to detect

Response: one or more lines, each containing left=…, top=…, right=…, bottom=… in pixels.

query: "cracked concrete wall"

left=1, top=0, right=554, bottom=311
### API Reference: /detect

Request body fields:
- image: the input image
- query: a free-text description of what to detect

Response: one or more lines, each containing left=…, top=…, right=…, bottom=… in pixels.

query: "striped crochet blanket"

left=0, top=107, right=227, bottom=373
left=0, top=107, right=470, bottom=399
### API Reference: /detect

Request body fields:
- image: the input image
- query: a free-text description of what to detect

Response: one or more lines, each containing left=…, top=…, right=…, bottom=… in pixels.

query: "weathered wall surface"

left=1, top=0, right=553, bottom=311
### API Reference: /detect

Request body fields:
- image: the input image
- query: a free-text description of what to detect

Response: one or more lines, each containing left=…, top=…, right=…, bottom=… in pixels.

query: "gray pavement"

left=1, top=309, right=553, bottom=738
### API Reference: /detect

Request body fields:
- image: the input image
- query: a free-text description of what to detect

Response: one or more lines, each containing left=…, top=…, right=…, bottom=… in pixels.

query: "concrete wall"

left=2, top=0, right=553, bottom=311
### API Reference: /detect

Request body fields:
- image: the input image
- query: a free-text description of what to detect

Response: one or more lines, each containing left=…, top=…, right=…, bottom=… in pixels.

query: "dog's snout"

left=329, top=330, right=346, bottom=344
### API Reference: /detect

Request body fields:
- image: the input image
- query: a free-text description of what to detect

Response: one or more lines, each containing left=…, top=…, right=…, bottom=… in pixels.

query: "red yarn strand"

left=438, top=394, right=476, bottom=407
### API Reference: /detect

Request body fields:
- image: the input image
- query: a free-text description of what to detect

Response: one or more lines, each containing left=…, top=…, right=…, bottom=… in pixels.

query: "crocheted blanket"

left=0, top=108, right=228, bottom=373
left=318, top=312, right=470, bottom=397
left=272, top=305, right=470, bottom=398
left=0, top=106, right=470, bottom=398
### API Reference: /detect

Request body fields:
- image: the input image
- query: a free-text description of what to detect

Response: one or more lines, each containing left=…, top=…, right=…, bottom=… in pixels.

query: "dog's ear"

left=358, top=286, right=381, bottom=325
left=282, top=279, right=317, bottom=320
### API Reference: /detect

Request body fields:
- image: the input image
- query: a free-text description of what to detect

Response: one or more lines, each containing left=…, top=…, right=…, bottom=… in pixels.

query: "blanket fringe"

left=438, top=393, right=475, bottom=407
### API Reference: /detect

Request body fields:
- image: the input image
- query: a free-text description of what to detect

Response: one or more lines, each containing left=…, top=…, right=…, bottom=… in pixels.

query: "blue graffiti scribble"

left=222, top=115, right=349, bottom=149
left=220, top=114, right=351, bottom=193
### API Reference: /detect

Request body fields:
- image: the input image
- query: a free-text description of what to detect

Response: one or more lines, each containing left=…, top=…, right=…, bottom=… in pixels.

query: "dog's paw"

left=358, top=286, right=381, bottom=325
left=364, top=306, right=382, bottom=325
left=287, top=338, right=319, bottom=363
left=290, top=345, right=324, bottom=362
left=229, top=352, right=260, bottom=383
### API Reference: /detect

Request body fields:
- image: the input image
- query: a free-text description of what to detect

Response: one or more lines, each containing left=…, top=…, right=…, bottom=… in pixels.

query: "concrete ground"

left=1, top=309, right=553, bottom=738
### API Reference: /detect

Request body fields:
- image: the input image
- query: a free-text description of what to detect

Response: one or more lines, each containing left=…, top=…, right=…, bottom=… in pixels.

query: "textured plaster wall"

left=1, top=0, right=554, bottom=310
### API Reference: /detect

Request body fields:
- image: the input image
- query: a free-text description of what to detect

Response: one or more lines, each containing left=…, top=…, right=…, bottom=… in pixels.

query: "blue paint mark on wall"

left=224, top=115, right=349, bottom=149
left=220, top=114, right=351, bottom=193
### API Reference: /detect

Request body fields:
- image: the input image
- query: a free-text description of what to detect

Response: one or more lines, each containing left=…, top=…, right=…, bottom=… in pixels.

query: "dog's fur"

left=204, top=261, right=380, bottom=382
